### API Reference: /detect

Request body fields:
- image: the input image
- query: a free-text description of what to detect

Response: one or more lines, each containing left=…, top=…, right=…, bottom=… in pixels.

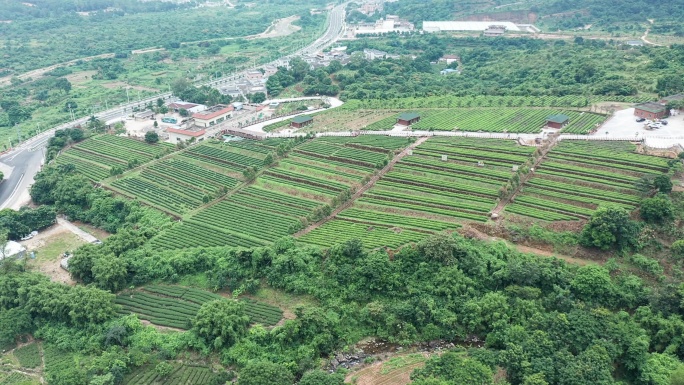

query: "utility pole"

left=126, top=87, right=130, bottom=104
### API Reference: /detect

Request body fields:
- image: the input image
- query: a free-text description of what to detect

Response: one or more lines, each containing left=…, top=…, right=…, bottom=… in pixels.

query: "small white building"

left=363, top=49, right=389, bottom=60
left=439, top=55, right=460, bottom=65
left=192, top=105, right=234, bottom=128
left=1, top=241, right=26, bottom=261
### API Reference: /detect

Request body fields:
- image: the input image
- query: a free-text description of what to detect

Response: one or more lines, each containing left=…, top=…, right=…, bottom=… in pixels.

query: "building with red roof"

left=192, top=105, right=234, bottom=128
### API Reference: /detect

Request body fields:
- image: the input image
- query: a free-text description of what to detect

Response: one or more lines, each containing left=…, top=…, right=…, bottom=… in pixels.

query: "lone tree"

left=144, top=131, right=159, bottom=144
left=640, top=194, right=674, bottom=223
left=192, top=300, right=249, bottom=349
left=580, top=206, right=641, bottom=251
left=653, top=174, right=673, bottom=194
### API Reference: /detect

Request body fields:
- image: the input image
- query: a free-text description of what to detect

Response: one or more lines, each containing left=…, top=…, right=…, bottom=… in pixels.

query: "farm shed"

left=291, top=115, right=314, bottom=128
left=634, top=102, right=668, bottom=120
left=134, top=110, right=155, bottom=121
left=397, top=113, right=421, bottom=126
left=546, top=114, right=570, bottom=129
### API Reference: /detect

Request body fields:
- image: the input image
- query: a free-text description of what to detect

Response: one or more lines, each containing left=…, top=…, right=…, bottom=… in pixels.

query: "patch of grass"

left=177, top=273, right=210, bottom=289
left=380, top=354, right=427, bottom=375
left=249, top=285, right=317, bottom=311
left=32, top=232, right=85, bottom=263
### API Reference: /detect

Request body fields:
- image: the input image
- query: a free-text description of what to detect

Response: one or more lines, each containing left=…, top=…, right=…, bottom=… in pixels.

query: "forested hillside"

left=0, top=0, right=327, bottom=73
left=382, top=0, right=684, bottom=31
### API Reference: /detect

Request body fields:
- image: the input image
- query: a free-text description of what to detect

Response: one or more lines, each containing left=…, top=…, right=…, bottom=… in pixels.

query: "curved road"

left=0, top=2, right=347, bottom=210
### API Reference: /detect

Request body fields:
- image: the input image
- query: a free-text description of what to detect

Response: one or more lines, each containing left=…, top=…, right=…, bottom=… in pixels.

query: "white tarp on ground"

left=1, top=241, right=26, bottom=260
left=423, top=21, right=521, bottom=32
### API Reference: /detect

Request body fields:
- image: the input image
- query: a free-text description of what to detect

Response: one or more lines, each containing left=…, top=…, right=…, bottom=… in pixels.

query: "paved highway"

left=0, top=3, right=347, bottom=210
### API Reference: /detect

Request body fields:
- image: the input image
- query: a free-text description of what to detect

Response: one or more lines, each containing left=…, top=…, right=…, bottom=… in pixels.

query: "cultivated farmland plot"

left=409, top=108, right=606, bottom=133
left=116, top=285, right=283, bottom=328
left=300, top=137, right=536, bottom=249
left=0, top=372, right=38, bottom=385
left=13, top=343, right=41, bottom=369
left=43, top=344, right=86, bottom=384
left=56, top=135, right=175, bottom=176
left=105, top=140, right=272, bottom=216
left=342, top=95, right=652, bottom=110
left=505, top=141, right=670, bottom=221
left=124, top=363, right=218, bottom=385
left=263, top=109, right=398, bottom=133
left=149, top=137, right=406, bottom=250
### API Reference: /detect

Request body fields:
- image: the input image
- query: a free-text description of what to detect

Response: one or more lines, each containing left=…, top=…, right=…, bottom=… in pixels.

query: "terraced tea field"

left=149, top=136, right=407, bottom=250
left=410, top=108, right=605, bottom=133
left=506, top=141, right=670, bottom=221
left=116, top=285, right=283, bottom=329
left=345, top=95, right=652, bottom=110
left=262, top=109, right=398, bottom=133
left=107, top=140, right=276, bottom=216
left=54, top=135, right=175, bottom=181
left=124, top=364, right=218, bottom=385
left=299, top=137, right=535, bottom=249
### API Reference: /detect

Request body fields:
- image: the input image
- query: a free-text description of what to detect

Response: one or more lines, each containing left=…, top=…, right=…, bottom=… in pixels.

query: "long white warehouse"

left=423, top=21, right=521, bottom=32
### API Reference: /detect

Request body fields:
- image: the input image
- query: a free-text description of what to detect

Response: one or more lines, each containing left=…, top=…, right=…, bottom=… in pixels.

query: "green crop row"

left=241, top=186, right=322, bottom=209
left=514, top=195, right=594, bottom=217
left=0, top=373, right=36, bottom=385
left=403, top=157, right=513, bottom=180
left=384, top=171, right=500, bottom=198
left=265, top=169, right=349, bottom=192
left=194, top=201, right=300, bottom=242
left=343, top=95, right=652, bottom=111
left=125, top=364, right=218, bottom=385
left=318, top=135, right=410, bottom=150
left=525, top=178, right=640, bottom=203
left=540, top=161, right=639, bottom=184
left=110, top=177, right=198, bottom=215
left=148, top=220, right=266, bottom=250
left=139, top=170, right=206, bottom=202
left=505, top=204, right=577, bottom=221
left=299, top=219, right=427, bottom=249
left=68, top=147, right=128, bottom=167
left=394, top=164, right=506, bottom=186
left=292, top=153, right=373, bottom=172
left=79, top=140, right=155, bottom=163
left=523, top=187, right=635, bottom=209
left=359, top=197, right=488, bottom=222
left=94, top=135, right=173, bottom=156
left=366, top=189, right=494, bottom=213
left=55, top=153, right=110, bottom=181
left=339, top=208, right=459, bottom=232
left=374, top=181, right=494, bottom=204
left=187, top=144, right=263, bottom=168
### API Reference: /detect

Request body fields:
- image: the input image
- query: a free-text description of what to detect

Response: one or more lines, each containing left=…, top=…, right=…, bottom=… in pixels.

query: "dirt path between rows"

left=295, top=137, right=429, bottom=237
left=491, top=137, right=557, bottom=216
